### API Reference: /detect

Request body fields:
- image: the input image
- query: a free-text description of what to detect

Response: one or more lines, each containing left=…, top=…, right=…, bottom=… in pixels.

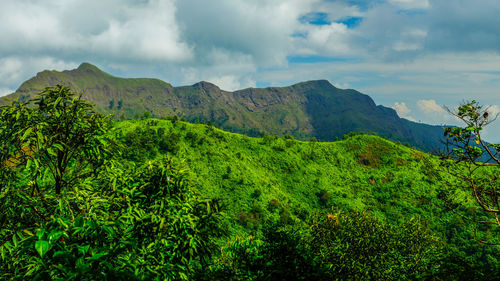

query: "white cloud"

left=332, top=82, right=351, bottom=89
left=89, top=0, right=192, bottom=62
left=175, top=47, right=258, bottom=90
left=392, top=102, right=411, bottom=116
left=176, top=0, right=319, bottom=66
left=0, top=58, right=24, bottom=83
left=392, top=102, right=417, bottom=121
left=0, top=56, right=77, bottom=90
left=403, top=116, right=417, bottom=122
left=417, top=99, right=445, bottom=113
left=0, top=88, right=14, bottom=97
left=295, top=22, right=354, bottom=56
left=392, top=42, right=421, bottom=52
left=480, top=105, right=500, bottom=141
left=206, top=75, right=256, bottom=92
left=0, top=0, right=196, bottom=91
left=0, top=0, right=192, bottom=63
left=314, top=1, right=364, bottom=22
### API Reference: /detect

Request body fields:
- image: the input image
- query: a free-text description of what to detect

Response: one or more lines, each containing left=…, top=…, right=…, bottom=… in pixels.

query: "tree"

left=0, top=85, right=110, bottom=194
left=441, top=101, right=500, bottom=240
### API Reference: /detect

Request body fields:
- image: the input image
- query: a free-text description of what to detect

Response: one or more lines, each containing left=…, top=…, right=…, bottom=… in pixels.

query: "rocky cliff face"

left=0, top=63, right=445, bottom=151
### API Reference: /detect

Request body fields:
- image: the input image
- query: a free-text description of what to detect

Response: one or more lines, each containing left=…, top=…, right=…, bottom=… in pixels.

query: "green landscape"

left=2, top=1, right=500, bottom=279
left=0, top=84, right=499, bottom=280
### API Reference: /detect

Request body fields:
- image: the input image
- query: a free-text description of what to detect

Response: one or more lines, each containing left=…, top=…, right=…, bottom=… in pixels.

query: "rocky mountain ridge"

left=0, top=62, right=445, bottom=151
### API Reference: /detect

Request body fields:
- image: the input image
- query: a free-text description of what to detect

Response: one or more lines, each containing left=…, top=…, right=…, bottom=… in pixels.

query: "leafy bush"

left=203, top=224, right=324, bottom=281
left=205, top=210, right=447, bottom=280
left=308, top=211, right=443, bottom=280
left=119, top=126, right=180, bottom=161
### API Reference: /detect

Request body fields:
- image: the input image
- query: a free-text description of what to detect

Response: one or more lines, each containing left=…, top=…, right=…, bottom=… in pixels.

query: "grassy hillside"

left=112, top=119, right=500, bottom=256
left=113, top=119, right=436, bottom=225
left=0, top=63, right=446, bottom=151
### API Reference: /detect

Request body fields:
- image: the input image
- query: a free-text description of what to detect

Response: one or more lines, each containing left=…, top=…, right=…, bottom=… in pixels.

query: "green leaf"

left=35, top=240, right=50, bottom=258
left=21, top=127, right=33, bottom=141
left=87, top=251, right=108, bottom=261
left=0, top=245, right=5, bottom=260
left=74, top=216, right=84, bottom=228
left=36, top=130, right=44, bottom=143
left=53, top=143, right=64, bottom=151
left=3, top=242, right=12, bottom=252
left=47, top=147, right=57, bottom=157
left=54, top=96, right=63, bottom=108
left=26, top=158, right=33, bottom=170
left=52, top=250, right=68, bottom=259
left=48, top=231, right=65, bottom=244
left=77, top=245, right=90, bottom=255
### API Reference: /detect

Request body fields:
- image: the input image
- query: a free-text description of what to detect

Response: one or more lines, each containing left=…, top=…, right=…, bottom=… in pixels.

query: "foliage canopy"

left=0, top=85, right=110, bottom=194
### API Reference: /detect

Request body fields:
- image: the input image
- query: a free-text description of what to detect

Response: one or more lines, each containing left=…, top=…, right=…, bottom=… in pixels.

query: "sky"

left=1, top=0, right=499, bottom=142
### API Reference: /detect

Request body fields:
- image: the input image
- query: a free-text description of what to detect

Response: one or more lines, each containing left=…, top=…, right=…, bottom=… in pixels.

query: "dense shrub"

left=205, top=211, right=447, bottom=280
left=308, top=211, right=443, bottom=280
left=203, top=224, right=325, bottom=281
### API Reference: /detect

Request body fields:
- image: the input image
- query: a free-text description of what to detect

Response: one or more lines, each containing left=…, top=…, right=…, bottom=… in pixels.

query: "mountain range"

left=0, top=62, right=446, bottom=151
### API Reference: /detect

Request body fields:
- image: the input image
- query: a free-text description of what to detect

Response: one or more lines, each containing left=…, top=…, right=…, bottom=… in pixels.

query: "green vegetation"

left=0, top=86, right=224, bottom=280
left=112, top=115, right=499, bottom=279
left=204, top=212, right=444, bottom=280
left=1, top=86, right=499, bottom=280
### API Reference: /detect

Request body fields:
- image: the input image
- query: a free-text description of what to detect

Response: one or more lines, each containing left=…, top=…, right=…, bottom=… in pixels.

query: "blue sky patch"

left=256, top=81, right=271, bottom=88
left=291, top=32, right=307, bottom=38
left=300, top=12, right=331, bottom=25
left=300, top=12, right=363, bottom=28
left=337, top=17, right=363, bottom=28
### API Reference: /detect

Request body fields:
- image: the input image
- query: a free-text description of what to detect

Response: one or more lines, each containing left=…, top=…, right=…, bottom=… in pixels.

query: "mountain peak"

left=74, top=63, right=114, bottom=78
left=71, top=63, right=114, bottom=79
left=293, top=79, right=336, bottom=90
left=192, top=81, right=221, bottom=91
left=77, top=62, right=101, bottom=71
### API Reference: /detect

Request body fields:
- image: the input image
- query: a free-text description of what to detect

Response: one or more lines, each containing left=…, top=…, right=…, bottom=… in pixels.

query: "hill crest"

left=0, top=63, right=446, bottom=151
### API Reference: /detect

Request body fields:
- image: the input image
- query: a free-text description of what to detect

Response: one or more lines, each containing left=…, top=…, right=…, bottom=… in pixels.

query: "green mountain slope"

left=114, top=118, right=438, bottom=224
left=1, top=63, right=446, bottom=151
left=111, top=118, right=499, bottom=274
